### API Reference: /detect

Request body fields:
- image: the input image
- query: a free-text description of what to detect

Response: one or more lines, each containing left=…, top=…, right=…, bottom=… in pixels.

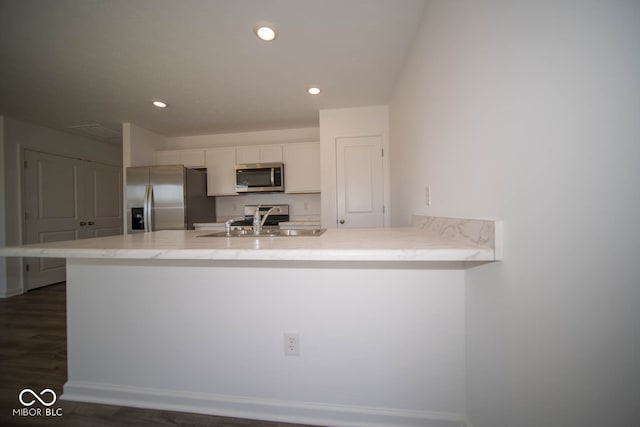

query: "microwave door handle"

left=270, top=168, right=275, bottom=186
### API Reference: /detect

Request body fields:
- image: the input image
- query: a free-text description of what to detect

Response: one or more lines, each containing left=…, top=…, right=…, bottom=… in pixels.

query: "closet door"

left=23, top=150, right=122, bottom=290
left=23, top=150, right=80, bottom=289
left=82, top=162, right=122, bottom=238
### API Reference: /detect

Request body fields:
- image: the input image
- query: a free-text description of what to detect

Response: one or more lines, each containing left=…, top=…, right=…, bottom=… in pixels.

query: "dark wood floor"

left=0, top=283, right=319, bottom=427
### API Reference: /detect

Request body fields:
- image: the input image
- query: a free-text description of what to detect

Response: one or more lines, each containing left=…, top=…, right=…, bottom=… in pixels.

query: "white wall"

left=65, top=259, right=467, bottom=426
left=389, top=1, right=640, bottom=426
left=319, top=106, right=390, bottom=228
left=0, top=116, right=122, bottom=296
left=122, top=122, right=168, bottom=168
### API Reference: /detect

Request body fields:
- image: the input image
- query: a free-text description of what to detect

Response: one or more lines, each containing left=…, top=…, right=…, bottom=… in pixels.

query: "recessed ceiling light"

left=255, top=22, right=277, bottom=41
left=152, top=100, right=167, bottom=108
left=307, top=87, right=321, bottom=95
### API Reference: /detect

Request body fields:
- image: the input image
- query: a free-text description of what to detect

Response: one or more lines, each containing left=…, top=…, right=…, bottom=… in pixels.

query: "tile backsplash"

left=215, top=193, right=321, bottom=222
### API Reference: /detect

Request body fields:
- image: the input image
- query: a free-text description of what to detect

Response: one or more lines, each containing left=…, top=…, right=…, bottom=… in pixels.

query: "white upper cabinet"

left=236, top=144, right=283, bottom=164
left=260, top=145, right=284, bottom=163
left=155, top=149, right=206, bottom=168
left=205, top=147, right=237, bottom=196
left=155, top=150, right=180, bottom=165
left=283, top=142, right=320, bottom=193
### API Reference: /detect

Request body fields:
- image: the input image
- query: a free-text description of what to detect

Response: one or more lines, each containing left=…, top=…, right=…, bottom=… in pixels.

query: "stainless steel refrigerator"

left=126, top=165, right=215, bottom=233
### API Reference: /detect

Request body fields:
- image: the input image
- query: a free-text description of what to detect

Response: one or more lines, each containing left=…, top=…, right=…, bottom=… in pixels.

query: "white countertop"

left=0, top=225, right=497, bottom=262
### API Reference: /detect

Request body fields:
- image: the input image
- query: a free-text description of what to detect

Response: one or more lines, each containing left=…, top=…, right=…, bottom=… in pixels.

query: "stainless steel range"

left=231, top=204, right=290, bottom=230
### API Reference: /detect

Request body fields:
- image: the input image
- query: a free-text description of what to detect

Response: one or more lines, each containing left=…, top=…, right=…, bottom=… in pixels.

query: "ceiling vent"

left=68, top=123, right=122, bottom=140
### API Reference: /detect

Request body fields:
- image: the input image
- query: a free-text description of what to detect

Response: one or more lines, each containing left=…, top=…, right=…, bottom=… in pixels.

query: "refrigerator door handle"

left=144, top=184, right=153, bottom=232
left=148, top=185, right=154, bottom=232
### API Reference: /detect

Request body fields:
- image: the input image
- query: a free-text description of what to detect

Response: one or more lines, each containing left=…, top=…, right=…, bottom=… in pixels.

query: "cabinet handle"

left=339, top=219, right=345, bottom=224
left=79, top=221, right=87, bottom=226
left=88, top=221, right=95, bottom=226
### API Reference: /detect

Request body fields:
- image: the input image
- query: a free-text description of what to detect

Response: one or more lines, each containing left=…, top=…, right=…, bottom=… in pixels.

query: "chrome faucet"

left=253, top=205, right=262, bottom=235
left=224, top=219, right=235, bottom=237
left=253, top=204, right=280, bottom=235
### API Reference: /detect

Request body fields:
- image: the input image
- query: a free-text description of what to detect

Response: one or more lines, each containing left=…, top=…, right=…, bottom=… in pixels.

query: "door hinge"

left=24, top=160, right=28, bottom=168
left=25, top=264, right=30, bottom=272
left=24, top=212, right=29, bottom=221
left=381, top=148, right=384, bottom=157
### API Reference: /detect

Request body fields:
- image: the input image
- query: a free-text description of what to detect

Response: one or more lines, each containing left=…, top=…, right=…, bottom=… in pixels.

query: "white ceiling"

left=0, top=0, right=426, bottom=143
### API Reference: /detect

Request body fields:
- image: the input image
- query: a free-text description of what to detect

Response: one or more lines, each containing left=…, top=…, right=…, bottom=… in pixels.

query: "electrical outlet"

left=284, top=333, right=300, bottom=356
left=425, top=185, right=431, bottom=206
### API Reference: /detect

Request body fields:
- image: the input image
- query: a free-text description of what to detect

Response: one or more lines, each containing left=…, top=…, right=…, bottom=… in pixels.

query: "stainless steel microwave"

left=235, top=163, right=284, bottom=193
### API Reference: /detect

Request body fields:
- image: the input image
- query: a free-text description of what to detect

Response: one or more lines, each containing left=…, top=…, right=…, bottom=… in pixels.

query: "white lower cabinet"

left=205, top=147, right=237, bottom=196
left=284, top=142, right=320, bottom=193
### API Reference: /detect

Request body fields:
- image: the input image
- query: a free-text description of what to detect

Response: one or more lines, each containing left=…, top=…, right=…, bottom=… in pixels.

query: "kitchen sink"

left=197, top=228, right=326, bottom=238
left=276, top=228, right=326, bottom=236
left=198, top=229, right=279, bottom=238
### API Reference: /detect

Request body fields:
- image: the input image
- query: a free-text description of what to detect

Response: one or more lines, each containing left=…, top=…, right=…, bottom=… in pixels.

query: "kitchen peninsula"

left=1, top=216, right=500, bottom=427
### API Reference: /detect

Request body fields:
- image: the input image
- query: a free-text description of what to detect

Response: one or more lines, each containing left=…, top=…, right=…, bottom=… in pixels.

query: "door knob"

left=339, top=219, right=345, bottom=224
left=79, top=221, right=87, bottom=226
left=88, top=221, right=95, bottom=226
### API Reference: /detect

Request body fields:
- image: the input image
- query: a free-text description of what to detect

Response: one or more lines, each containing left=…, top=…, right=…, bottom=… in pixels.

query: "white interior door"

left=335, top=135, right=384, bottom=228
left=83, top=162, right=123, bottom=238
left=24, top=151, right=80, bottom=289
left=23, top=150, right=122, bottom=290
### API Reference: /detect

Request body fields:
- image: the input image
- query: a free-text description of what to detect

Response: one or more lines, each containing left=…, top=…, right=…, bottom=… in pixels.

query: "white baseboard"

left=1, top=287, right=23, bottom=298
left=62, top=381, right=466, bottom=427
